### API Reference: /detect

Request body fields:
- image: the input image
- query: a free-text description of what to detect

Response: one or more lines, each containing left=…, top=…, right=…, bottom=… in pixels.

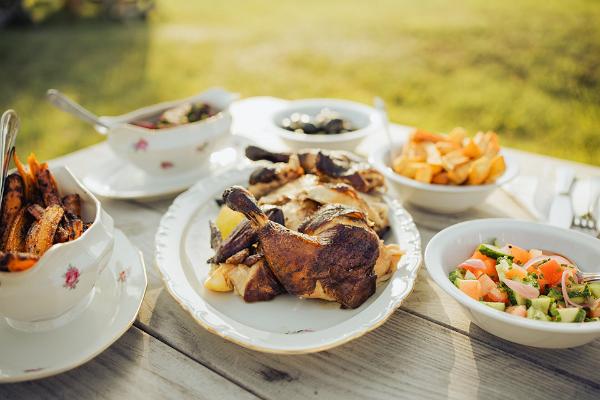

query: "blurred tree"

left=0, top=0, right=153, bottom=26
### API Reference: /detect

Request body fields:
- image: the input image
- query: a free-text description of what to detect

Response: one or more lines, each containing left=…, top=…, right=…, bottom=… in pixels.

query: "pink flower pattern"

left=133, top=138, right=149, bottom=151
left=63, top=266, right=80, bottom=290
left=118, top=270, right=127, bottom=283
left=160, top=161, right=174, bottom=169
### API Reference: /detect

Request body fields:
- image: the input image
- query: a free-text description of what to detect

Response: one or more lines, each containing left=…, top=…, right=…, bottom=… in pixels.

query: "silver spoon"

left=46, top=89, right=110, bottom=134
left=373, top=97, right=395, bottom=166
left=0, top=110, right=19, bottom=208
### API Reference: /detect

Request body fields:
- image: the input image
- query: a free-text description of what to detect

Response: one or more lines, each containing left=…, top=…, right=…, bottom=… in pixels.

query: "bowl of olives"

left=270, top=99, right=382, bottom=151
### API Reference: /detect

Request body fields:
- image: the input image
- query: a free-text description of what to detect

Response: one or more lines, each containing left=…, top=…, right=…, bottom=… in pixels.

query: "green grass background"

left=1, top=0, right=599, bottom=164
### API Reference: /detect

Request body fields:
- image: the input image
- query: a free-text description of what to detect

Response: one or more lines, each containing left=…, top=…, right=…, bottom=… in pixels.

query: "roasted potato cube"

left=441, top=150, right=469, bottom=172
left=462, top=138, right=482, bottom=159
left=424, top=142, right=442, bottom=166
left=411, top=129, right=444, bottom=143
left=432, top=172, right=450, bottom=185
left=448, top=127, right=467, bottom=145
left=407, top=142, right=427, bottom=162
left=485, top=155, right=506, bottom=183
left=204, top=264, right=235, bottom=292
left=435, top=141, right=460, bottom=155
left=468, top=156, right=493, bottom=185
left=448, top=161, right=472, bottom=185
left=414, top=164, right=433, bottom=183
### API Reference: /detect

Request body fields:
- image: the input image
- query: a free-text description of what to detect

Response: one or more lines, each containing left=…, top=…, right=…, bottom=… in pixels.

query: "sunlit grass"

left=0, top=0, right=598, bottom=164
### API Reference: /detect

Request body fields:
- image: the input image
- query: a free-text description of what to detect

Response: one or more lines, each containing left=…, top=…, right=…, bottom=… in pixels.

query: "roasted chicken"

left=224, top=186, right=381, bottom=308
left=204, top=146, right=403, bottom=309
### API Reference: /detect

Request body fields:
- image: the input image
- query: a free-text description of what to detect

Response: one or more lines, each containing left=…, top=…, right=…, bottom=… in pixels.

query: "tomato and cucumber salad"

left=449, top=242, right=600, bottom=323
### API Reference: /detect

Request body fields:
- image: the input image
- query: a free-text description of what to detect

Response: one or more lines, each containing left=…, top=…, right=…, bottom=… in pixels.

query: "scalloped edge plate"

left=155, top=167, right=422, bottom=354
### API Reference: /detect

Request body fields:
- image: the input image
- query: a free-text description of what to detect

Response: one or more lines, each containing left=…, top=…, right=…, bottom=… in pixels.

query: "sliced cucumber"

left=529, top=297, right=552, bottom=314
left=527, top=307, right=550, bottom=321
left=449, top=270, right=464, bottom=286
left=567, top=283, right=590, bottom=298
left=557, top=307, right=586, bottom=323
left=589, top=282, right=600, bottom=298
left=481, top=301, right=506, bottom=311
left=478, top=244, right=513, bottom=260
left=549, top=302, right=559, bottom=317
left=507, top=288, right=526, bottom=306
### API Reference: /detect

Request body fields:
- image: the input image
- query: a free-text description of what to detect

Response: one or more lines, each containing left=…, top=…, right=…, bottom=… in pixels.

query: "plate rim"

left=155, top=167, right=422, bottom=354
left=0, top=229, right=148, bottom=383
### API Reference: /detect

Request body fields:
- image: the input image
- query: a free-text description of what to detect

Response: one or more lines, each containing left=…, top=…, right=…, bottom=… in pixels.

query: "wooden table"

left=3, top=98, right=600, bottom=399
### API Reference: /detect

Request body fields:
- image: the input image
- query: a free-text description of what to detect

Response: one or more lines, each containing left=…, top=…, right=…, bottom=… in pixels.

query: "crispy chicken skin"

left=224, top=186, right=380, bottom=309
left=246, top=146, right=385, bottom=193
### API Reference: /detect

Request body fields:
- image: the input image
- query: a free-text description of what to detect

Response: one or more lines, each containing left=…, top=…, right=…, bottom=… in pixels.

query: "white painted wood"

left=0, top=326, right=259, bottom=400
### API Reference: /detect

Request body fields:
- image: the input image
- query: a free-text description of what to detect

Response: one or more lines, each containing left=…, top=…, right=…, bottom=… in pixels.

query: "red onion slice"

left=501, top=278, right=540, bottom=299
left=458, top=259, right=487, bottom=270
left=523, top=255, right=573, bottom=271
left=561, top=269, right=580, bottom=308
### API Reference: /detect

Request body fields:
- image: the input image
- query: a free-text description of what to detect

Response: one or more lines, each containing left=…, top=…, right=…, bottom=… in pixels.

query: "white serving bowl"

left=0, top=166, right=115, bottom=331
left=268, top=99, right=383, bottom=151
left=99, top=88, right=238, bottom=175
left=425, top=218, right=600, bottom=348
left=369, top=144, right=519, bottom=214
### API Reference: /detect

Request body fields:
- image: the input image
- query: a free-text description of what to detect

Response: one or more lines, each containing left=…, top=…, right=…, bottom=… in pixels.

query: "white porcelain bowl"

left=99, top=88, right=238, bottom=175
left=0, top=166, right=115, bottom=331
left=268, top=99, right=382, bottom=151
left=369, top=144, right=519, bottom=214
left=425, top=218, right=600, bottom=348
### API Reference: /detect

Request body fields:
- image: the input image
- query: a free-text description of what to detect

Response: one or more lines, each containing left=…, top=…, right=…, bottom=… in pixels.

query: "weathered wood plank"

left=136, top=290, right=598, bottom=400
left=0, top=326, right=259, bottom=400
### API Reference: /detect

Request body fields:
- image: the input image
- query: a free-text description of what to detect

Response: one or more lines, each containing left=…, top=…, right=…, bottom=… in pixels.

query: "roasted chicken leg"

left=224, top=186, right=380, bottom=308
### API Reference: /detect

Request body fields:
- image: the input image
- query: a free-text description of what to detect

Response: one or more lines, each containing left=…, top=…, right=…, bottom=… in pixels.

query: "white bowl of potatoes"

left=369, top=128, right=519, bottom=214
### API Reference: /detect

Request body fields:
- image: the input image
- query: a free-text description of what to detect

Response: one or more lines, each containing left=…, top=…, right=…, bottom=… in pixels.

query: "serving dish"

left=267, top=99, right=383, bottom=151
left=0, top=229, right=146, bottom=382
left=0, top=165, right=114, bottom=330
left=425, top=218, right=600, bottom=348
left=370, top=144, right=518, bottom=213
left=155, top=166, right=422, bottom=353
left=50, top=87, right=238, bottom=175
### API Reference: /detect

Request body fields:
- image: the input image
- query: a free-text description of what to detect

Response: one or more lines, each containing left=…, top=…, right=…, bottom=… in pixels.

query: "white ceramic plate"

left=0, top=230, right=147, bottom=382
left=155, top=167, right=422, bottom=354
left=82, top=135, right=252, bottom=200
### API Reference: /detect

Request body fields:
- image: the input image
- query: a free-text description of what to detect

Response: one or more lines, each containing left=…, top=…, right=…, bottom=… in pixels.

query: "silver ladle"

left=0, top=110, right=19, bottom=208
left=46, top=89, right=110, bottom=134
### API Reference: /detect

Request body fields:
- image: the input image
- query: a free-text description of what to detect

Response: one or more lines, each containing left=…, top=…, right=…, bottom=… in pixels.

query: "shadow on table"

left=467, top=322, right=600, bottom=399
left=146, top=284, right=459, bottom=399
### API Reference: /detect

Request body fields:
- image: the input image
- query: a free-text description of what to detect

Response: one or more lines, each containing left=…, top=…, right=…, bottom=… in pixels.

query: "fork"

left=572, top=180, right=600, bottom=237
left=576, top=271, right=600, bottom=284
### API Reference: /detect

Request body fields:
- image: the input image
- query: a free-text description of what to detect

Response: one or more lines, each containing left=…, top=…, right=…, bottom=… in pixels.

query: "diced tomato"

left=505, top=266, right=527, bottom=280
left=538, top=259, right=563, bottom=286
left=508, top=244, right=531, bottom=265
left=458, top=279, right=482, bottom=300
left=478, top=274, right=496, bottom=296
left=471, top=250, right=498, bottom=280
left=506, top=305, right=527, bottom=317
left=484, top=287, right=508, bottom=304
